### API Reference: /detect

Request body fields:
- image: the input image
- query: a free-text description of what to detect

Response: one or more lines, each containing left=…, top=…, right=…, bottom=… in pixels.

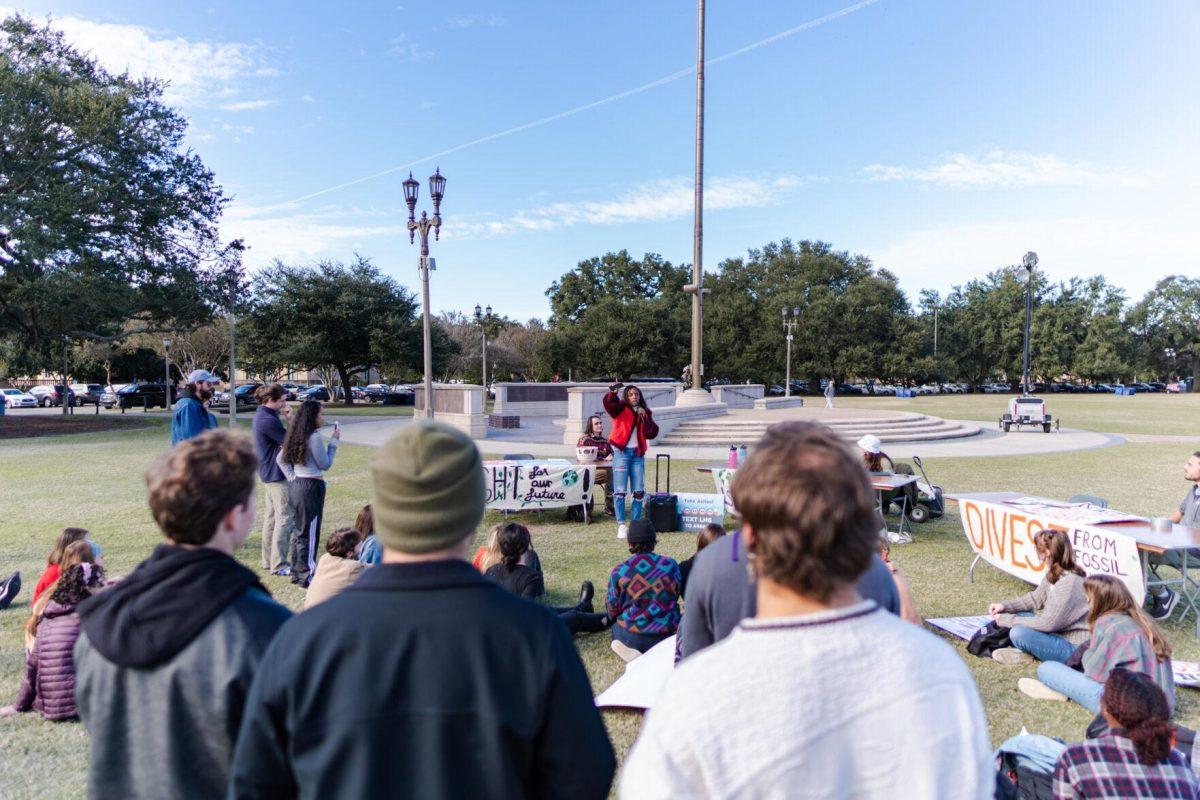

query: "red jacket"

left=602, top=392, right=659, bottom=457
left=33, top=563, right=60, bottom=604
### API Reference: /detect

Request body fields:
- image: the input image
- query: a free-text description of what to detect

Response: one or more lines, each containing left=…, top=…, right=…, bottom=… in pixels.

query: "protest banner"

left=958, top=497, right=1145, bottom=602
left=483, top=461, right=593, bottom=511
left=926, top=616, right=992, bottom=641
left=712, top=468, right=738, bottom=516
left=676, top=492, right=726, bottom=532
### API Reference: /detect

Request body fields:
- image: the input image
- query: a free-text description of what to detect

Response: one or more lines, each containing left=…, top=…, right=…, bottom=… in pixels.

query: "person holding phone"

left=602, top=382, right=659, bottom=540
left=277, top=401, right=340, bottom=587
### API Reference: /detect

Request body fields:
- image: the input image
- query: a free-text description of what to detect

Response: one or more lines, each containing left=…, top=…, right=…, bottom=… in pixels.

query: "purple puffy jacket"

left=15, top=600, right=82, bottom=721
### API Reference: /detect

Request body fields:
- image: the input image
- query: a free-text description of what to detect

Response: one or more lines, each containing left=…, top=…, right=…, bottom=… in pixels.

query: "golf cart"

left=1000, top=396, right=1058, bottom=433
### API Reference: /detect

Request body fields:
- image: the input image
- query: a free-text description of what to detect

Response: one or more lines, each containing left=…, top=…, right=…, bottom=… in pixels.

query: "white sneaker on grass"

left=611, top=639, right=641, bottom=663
left=1018, top=677, right=1067, bottom=702
left=991, top=647, right=1033, bottom=665
left=617, top=524, right=628, bottom=540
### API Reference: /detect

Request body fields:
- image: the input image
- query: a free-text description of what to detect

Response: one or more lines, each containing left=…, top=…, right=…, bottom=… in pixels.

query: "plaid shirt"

left=1053, top=733, right=1199, bottom=799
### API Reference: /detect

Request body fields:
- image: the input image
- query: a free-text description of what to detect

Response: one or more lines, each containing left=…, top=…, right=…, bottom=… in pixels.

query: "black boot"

left=577, top=580, right=595, bottom=613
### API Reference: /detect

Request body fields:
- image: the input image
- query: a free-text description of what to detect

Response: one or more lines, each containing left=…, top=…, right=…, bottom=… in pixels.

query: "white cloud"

left=389, top=33, right=432, bottom=61
left=862, top=150, right=1149, bottom=190
left=865, top=215, right=1200, bottom=297
left=219, top=99, right=279, bottom=112
left=301, top=94, right=316, bottom=103
left=0, top=9, right=275, bottom=108
left=446, top=14, right=506, bottom=29
left=449, top=174, right=809, bottom=238
left=223, top=204, right=405, bottom=267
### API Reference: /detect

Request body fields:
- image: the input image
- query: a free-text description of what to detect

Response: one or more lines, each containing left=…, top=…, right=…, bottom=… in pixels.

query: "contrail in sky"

left=278, top=0, right=881, bottom=208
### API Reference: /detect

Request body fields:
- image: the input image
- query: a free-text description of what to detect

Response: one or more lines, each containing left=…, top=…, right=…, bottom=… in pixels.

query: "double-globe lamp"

left=404, top=168, right=446, bottom=419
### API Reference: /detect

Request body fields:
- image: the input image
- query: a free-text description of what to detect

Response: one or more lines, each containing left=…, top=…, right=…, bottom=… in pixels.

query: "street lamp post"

left=163, top=339, right=172, bottom=416
left=781, top=306, right=800, bottom=397
left=61, top=336, right=70, bottom=416
left=1021, top=251, right=1038, bottom=396
left=474, top=304, right=493, bottom=390
left=404, top=168, right=446, bottom=420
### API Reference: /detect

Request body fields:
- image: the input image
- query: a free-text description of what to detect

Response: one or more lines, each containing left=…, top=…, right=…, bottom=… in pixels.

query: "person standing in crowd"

left=253, top=384, right=294, bottom=576
left=824, top=378, right=836, bottom=408
left=622, top=422, right=991, bottom=798
left=277, top=400, right=340, bottom=588
left=1144, top=450, right=1200, bottom=619
left=229, top=421, right=616, bottom=799
left=988, top=530, right=1090, bottom=665
left=1, top=562, right=106, bottom=722
left=1053, top=669, right=1198, bottom=799
left=606, top=520, right=681, bottom=661
left=577, top=414, right=615, bottom=517
left=603, top=383, right=659, bottom=540
left=171, top=369, right=219, bottom=446
left=74, top=430, right=291, bottom=800
left=304, top=528, right=366, bottom=610
left=1020, top=574, right=1174, bottom=713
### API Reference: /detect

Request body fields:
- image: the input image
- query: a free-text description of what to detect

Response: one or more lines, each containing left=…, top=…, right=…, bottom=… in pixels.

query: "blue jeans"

left=1036, top=661, right=1102, bottom=712
left=1009, top=621, right=1075, bottom=663
left=613, top=624, right=669, bottom=654
left=611, top=445, right=645, bottom=524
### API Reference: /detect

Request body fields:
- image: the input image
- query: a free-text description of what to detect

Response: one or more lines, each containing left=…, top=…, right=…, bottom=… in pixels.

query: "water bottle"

left=737, top=444, right=747, bottom=465
left=727, top=446, right=738, bottom=468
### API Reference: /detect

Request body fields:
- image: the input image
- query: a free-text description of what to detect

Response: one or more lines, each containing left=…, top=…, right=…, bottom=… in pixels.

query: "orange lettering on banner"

left=1008, top=514, right=1028, bottom=569
left=964, top=502, right=985, bottom=549
left=986, top=508, right=1006, bottom=559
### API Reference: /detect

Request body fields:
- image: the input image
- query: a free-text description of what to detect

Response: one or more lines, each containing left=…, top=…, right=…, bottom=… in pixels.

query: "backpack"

left=967, top=621, right=1012, bottom=658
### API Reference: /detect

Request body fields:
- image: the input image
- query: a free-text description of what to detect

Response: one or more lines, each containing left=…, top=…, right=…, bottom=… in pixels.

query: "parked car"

left=298, top=385, right=332, bottom=402
left=99, top=385, right=129, bottom=407
left=2, top=388, right=37, bottom=408
left=29, top=384, right=77, bottom=407
left=70, top=383, right=104, bottom=406
left=112, top=382, right=174, bottom=410
left=1131, top=382, right=1158, bottom=393
left=280, top=382, right=302, bottom=401
left=212, top=383, right=262, bottom=411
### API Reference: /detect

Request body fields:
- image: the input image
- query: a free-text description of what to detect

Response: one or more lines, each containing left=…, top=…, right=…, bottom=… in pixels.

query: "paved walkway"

left=335, top=411, right=1124, bottom=460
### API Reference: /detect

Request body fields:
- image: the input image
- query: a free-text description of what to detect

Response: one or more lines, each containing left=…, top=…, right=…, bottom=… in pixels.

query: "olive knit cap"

left=370, top=420, right=485, bottom=553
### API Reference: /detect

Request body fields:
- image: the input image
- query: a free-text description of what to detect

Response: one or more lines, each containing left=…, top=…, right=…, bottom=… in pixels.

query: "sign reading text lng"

left=959, top=498, right=1144, bottom=602
left=483, top=461, right=593, bottom=511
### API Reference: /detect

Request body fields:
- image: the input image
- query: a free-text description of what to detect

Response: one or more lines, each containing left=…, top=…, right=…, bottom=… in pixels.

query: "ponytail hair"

left=496, top=522, right=531, bottom=570
left=1034, top=530, right=1085, bottom=584
left=1102, top=668, right=1175, bottom=765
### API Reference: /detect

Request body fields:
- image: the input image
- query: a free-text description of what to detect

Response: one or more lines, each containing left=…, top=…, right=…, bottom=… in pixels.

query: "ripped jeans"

left=611, top=445, right=645, bottom=524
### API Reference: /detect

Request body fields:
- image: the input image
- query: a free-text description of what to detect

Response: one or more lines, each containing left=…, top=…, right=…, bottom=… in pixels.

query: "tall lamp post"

left=163, top=338, right=172, bottom=415
left=1021, top=251, right=1037, bottom=396
left=404, top=168, right=446, bottom=420
left=474, top=304, right=493, bottom=389
left=782, top=306, right=800, bottom=397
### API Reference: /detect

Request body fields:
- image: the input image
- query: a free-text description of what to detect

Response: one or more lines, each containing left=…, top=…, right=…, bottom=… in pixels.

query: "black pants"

left=553, top=607, right=609, bottom=635
left=289, top=478, right=325, bottom=585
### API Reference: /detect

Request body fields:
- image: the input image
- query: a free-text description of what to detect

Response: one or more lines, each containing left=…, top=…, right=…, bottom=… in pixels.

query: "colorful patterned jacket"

left=606, top=552, right=681, bottom=635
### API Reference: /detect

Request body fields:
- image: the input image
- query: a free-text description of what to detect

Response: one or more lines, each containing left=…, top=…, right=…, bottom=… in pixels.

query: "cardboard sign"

left=712, top=468, right=739, bottom=516
left=1173, top=661, right=1200, bottom=688
left=676, top=493, right=726, bottom=532
left=927, top=615, right=992, bottom=641
left=483, top=461, right=592, bottom=511
left=959, top=498, right=1145, bottom=603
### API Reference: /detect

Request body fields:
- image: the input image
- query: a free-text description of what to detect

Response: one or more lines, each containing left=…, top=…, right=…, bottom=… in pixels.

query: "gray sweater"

left=994, top=571, right=1091, bottom=644
left=277, top=432, right=338, bottom=480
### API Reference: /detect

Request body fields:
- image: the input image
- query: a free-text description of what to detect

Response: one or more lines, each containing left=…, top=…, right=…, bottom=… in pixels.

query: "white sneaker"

left=992, top=647, right=1033, bottom=665
left=617, top=524, right=628, bottom=540
left=611, top=639, right=641, bottom=663
left=1018, top=677, right=1067, bottom=702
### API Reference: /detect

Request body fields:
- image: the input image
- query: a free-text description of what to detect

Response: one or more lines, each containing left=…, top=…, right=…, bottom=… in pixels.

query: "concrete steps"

left=658, top=413, right=979, bottom=446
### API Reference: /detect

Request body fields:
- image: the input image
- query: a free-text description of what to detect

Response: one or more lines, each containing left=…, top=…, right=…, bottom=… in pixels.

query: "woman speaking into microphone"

left=602, top=382, right=659, bottom=540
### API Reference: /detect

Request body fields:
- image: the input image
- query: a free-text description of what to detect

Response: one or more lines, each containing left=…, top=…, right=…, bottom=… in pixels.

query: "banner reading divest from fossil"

left=959, top=498, right=1144, bottom=603
left=483, top=461, right=593, bottom=511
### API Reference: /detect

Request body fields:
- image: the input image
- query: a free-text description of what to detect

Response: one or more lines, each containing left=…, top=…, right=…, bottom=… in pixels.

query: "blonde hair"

left=1085, top=574, right=1172, bottom=662
left=25, top=539, right=95, bottom=648
left=478, top=525, right=505, bottom=573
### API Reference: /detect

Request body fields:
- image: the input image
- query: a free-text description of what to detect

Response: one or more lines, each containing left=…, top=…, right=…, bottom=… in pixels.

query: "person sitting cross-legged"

left=228, top=420, right=616, bottom=800
left=606, top=520, right=681, bottom=662
left=620, top=421, right=992, bottom=799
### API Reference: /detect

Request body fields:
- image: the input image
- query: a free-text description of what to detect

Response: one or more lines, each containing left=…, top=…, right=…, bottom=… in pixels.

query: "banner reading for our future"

left=483, top=461, right=593, bottom=511
left=958, top=497, right=1145, bottom=603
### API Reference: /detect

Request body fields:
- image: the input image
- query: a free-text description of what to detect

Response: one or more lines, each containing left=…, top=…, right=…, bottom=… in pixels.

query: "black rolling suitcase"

left=646, top=454, right=679, bottom=532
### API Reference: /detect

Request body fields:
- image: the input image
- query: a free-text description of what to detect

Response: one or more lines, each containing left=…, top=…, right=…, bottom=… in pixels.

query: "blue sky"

left=4, top=0, right=1199, bottom=320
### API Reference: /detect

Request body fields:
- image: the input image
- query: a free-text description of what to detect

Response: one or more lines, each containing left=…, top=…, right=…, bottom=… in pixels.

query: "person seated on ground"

left=988, top=529, right=1090, bottom=665
left=25, top=540, right=96, bottom=653
left=305, top=528, right=368, bottom=610
left=74, top=430, right=292, bottom=800
left=1054, top=668, right=1198, bottom=799
left=620, top=421, right=992, bottom=799
left=0, top=571, right=20, bottom=611
left=606, top=520, right=681, bottom=662
left=857, top=434, right=894, bottom=473
left=1, top=562, right=106, bottom=722
left=485, top=522, right=610, bottom=635
left=228, top=421, right=616, bottom=799
left=473, top=522, right=542, bottom=574
left=32, top=527, right=90, bottom=604
left=679, top=523, right=725, bottom=598
left=354, top=504, right=382, bottom=566
left=1019, top=574, right=1174, bottom=714
left=576, top=414, right=615, bottom=517
left=676, top=523, right=909, bottom=661
left=1144, top=450, right=1200, bottom=620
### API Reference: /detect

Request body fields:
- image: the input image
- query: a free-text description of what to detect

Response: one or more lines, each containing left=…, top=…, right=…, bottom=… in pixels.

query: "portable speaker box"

left=647, top=454, right=679, bottom=532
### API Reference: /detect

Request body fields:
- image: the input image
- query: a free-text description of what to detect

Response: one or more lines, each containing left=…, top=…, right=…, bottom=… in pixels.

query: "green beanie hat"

left=370, top=420, right=485, bottom=553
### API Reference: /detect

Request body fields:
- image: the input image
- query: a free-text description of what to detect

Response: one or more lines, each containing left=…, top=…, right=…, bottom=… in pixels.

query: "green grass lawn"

left=837, top=392, right=1200, bottom=436
left=1, top=402, right=1199, bottom=798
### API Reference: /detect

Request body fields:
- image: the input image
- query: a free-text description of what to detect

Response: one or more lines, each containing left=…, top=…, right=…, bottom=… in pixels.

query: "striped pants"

left=289, top=478, right=325, bottom=586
